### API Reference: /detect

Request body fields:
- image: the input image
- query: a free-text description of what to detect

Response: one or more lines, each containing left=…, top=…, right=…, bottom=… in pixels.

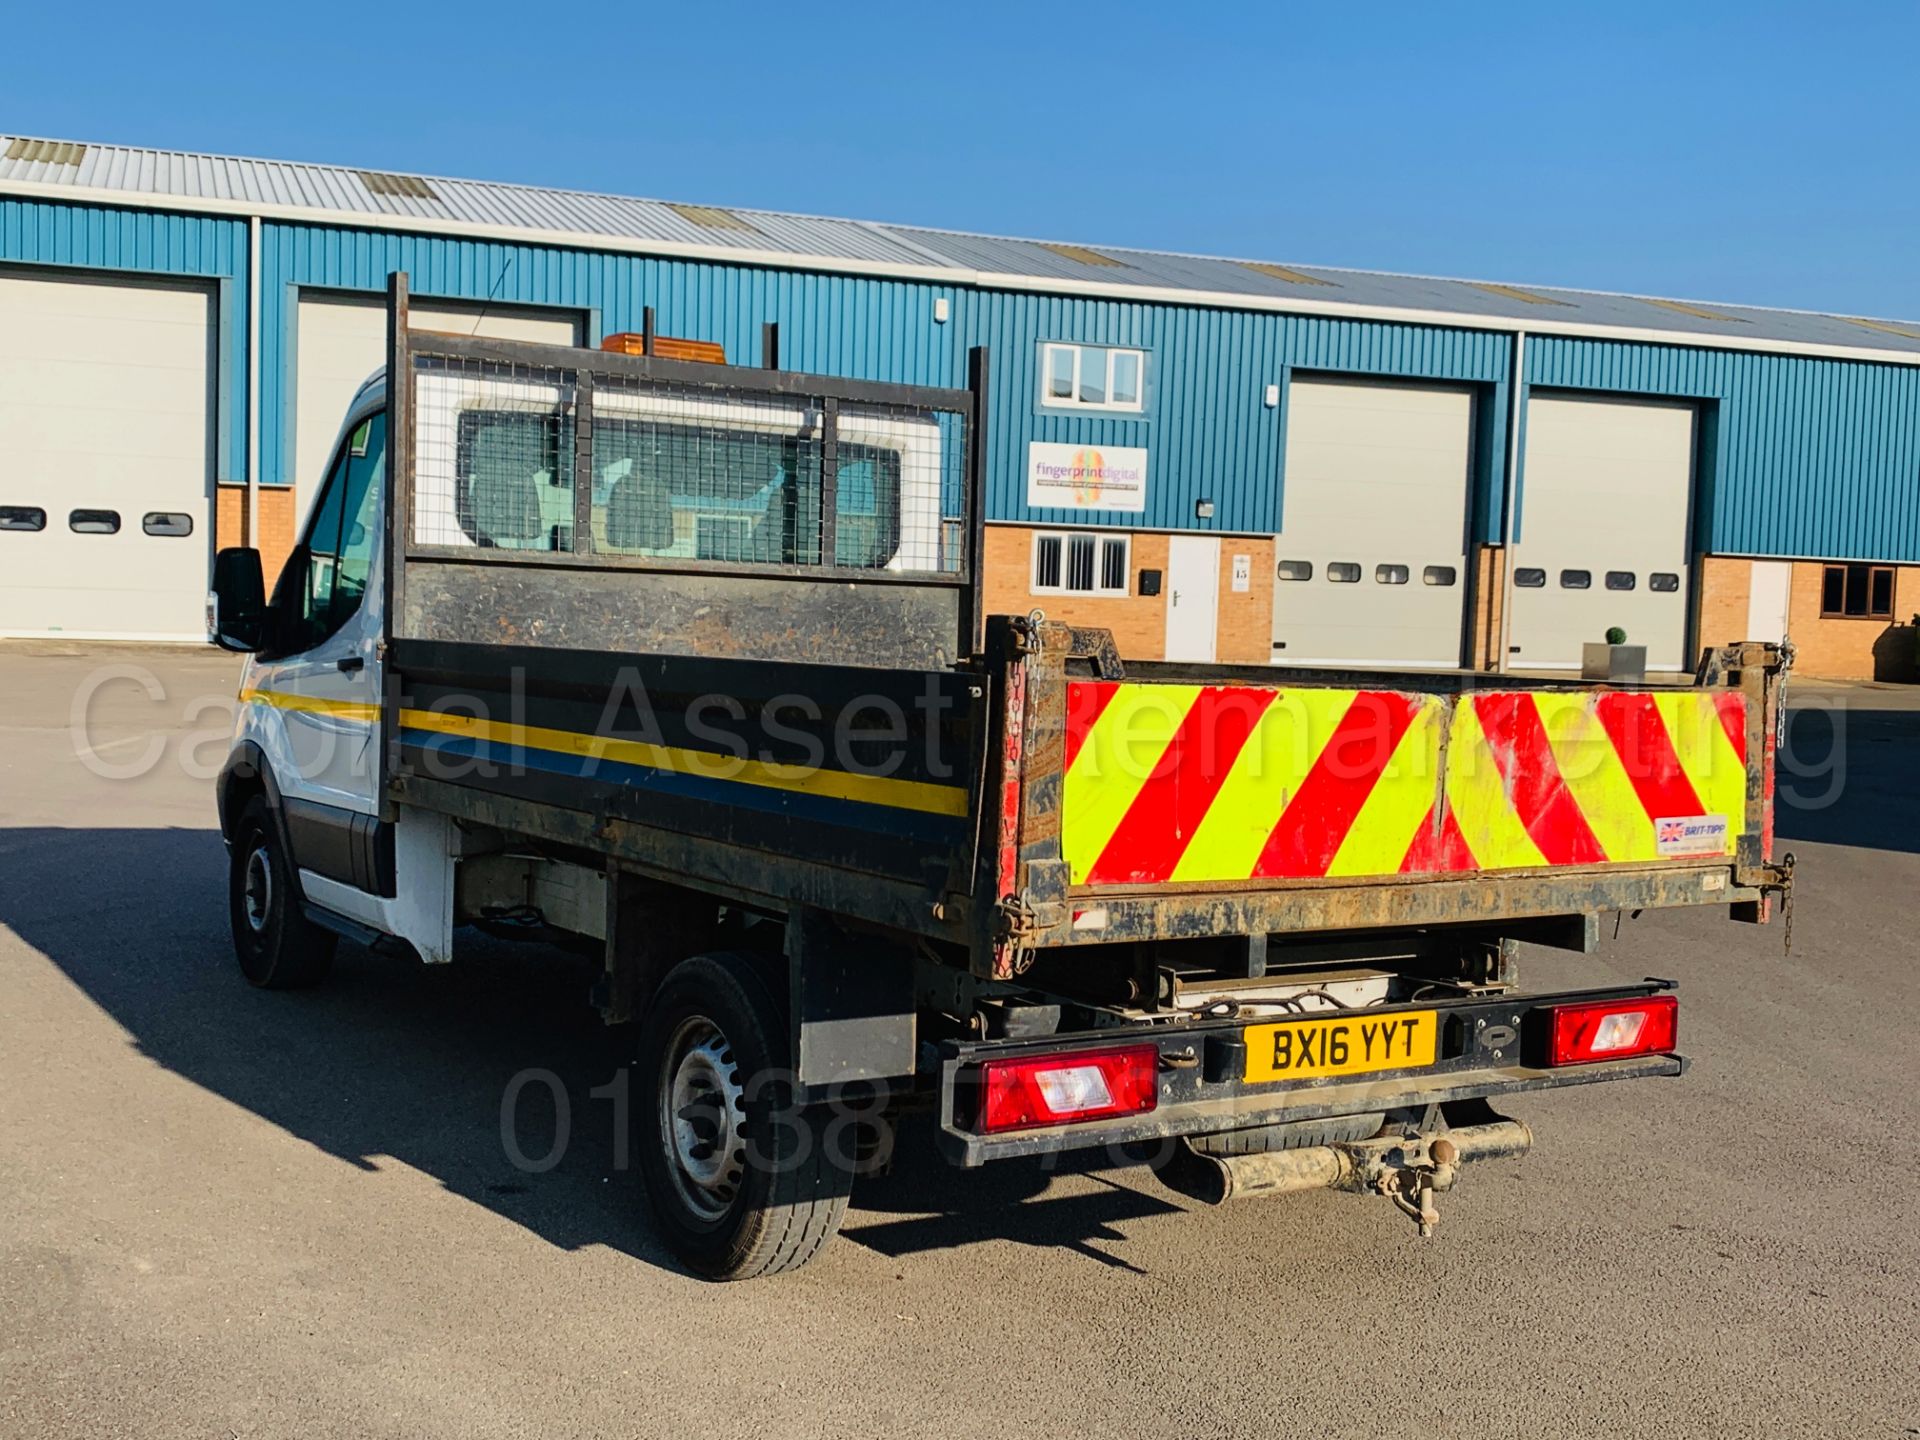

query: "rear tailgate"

left=985, top=623, right=1788, bottom=963
left=1062, top=679, right=1749, bottom=885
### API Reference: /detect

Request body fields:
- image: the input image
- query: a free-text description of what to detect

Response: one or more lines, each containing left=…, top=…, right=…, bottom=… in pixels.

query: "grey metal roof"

left=883, top=225, right=1920, bottom=356
left=5, top=133, right=1919, bottom=359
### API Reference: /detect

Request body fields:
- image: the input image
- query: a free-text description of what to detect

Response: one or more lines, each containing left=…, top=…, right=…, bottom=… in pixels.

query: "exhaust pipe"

left=1175, top=1119, right=1533, bottom=1206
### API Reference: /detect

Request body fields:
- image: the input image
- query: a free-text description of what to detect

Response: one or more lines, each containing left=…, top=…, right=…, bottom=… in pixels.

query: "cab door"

left=248, top=409, right=387, bottom=815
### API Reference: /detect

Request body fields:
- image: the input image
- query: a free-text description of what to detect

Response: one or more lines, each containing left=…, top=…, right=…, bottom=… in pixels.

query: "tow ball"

left=1169, top=1119, right=1533, bottom=1237
left=1374, top=1135, right=1458, bottom=1238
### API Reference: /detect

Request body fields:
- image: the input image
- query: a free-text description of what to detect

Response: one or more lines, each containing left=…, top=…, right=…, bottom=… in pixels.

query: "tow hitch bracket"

left=1172, top=1118, right=1533, bottom=1238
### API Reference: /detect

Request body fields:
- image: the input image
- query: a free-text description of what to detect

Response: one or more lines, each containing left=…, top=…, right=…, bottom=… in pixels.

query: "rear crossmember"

left=935, top=980, right=1683, bottom=1166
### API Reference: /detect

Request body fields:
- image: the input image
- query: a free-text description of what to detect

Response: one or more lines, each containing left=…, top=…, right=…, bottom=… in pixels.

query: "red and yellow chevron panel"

left=1060, top=681, right=1749, bottom=887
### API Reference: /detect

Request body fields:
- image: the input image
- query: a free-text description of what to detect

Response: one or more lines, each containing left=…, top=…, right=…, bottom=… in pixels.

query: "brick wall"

left=1469, top=544, right=1505, bottom=670
left=257, top=489, right=297, bottom=593
left=214, top=484, right=247, bottom=551
left=1216, top=537, right=1275, bottom=664
left=1786, top=561, right=1920, bottom=681
left=1694, top=556, right=1751, bottom=661
left=212, top=484, right=297, bottom=592
left=1696, top=555, right=1920, bottom=681
left=982, top=524, right=1274, bottom=664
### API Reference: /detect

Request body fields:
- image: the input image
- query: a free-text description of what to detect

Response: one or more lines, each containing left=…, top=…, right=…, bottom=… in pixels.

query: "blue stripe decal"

left=400, top=729, right=967, bottom=845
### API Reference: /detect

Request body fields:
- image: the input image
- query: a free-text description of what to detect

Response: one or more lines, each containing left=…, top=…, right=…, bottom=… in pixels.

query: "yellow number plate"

left=1243, top=1010, right=1438, bottom=1083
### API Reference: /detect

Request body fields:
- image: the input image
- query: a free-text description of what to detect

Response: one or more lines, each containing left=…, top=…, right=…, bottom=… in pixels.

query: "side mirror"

left=209, top=547, right=267, bottom=652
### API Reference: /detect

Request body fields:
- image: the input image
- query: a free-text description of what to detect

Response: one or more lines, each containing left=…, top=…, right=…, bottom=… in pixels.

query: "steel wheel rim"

left=242, top=846, right=273, bottom=934
left=657, top=1015, right=747, bottom=1223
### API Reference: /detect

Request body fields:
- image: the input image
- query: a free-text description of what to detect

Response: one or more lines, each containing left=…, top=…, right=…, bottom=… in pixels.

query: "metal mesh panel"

left=592, top=380, right=823, bottom=564
left=838, top=400, right=959, bottom=576
left=589, top=378, right=956, bottom=574
left=412, top=356, right=576, bottom=552
left=408, top=344, right=968, bottom=579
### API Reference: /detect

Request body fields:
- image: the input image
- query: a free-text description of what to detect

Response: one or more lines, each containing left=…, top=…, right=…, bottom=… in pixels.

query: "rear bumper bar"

left=935, top=982, right=1684, bottom=1166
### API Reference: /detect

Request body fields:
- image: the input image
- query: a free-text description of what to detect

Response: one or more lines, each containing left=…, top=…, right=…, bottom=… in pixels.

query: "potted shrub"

left=1582, top=626, right=1647, bottom=683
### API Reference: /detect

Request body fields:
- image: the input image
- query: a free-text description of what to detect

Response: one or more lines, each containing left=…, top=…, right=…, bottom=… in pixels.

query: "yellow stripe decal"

left=1061, top=684, right=1202, bottom=884
left=238, top=688, right=381, bottom=723
left=1531, top=691, right=1656, bottom=860
left=1444, top=696, right=1548, bottom=870
left=1651, top=693, right=1746, bottom=849
left=1172, top=689, right=1355, bottom=883
left=1326, top=697, right=1446, bottom=878
left=399, top=707, right=968, bottom=817
left=241, top=688, right=966, bottom=817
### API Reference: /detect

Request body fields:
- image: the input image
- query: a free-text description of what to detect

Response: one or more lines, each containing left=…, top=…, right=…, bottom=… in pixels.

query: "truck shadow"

left=1776, top=705, right=1920, bottom=854
left=0, top=825, right=1181, bottom=1276
left=844, top=1129, right=1186, bottom=1275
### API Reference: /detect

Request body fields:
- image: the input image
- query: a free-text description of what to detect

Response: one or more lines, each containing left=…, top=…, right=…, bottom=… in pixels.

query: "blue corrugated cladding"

left=0, top=197, right=250, bottom=480
left=1526, top=337, right=1920, bottom=561
left=260, top=223, right=960, bottom=489
left=260, top=224, right=1516, bottom=535
left=957, top=289, right=1512, bottom=535
left=13, top=201, right=1915, bottom=561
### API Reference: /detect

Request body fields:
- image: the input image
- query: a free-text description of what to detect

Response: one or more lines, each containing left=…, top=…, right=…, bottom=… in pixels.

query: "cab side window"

left=332, top=414, right=387, bottom=631
left=271, top=413, right=387, bottom=653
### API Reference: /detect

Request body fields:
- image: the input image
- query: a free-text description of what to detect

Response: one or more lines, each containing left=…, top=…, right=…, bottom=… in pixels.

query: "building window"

left=1513, top=568, right=1546, bottom=588
left=1375, top=564, right=1410, bottom=585
left=142, top=512, right=195, bottom=537
left=1821, top=562, right=1895, bottom=619
left=1277, top=559, right=1313, bottom=581
left=1039, top=343, right=1146, bottom=413
left=0, top=506, right=47, bottom=532
left=69, top=509, right=121, bottom=535
left=1327, top=562, right=1361, bottom=583
left=1032, top=531, right=1130, bottom=596
left=1649, top=572, right=1681, bottom=593
left=1560, top=569, right=1592, bottom=590
left=1423, top=565, right=1457, bottom=587
left=1605, top=570, right=1636, bottom=591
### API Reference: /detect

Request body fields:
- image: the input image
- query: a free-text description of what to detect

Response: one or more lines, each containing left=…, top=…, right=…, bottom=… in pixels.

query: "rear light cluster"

left=1545, top=994, right=1677, bottom=1066
left=977, top=1044, right=1158, bottom=1133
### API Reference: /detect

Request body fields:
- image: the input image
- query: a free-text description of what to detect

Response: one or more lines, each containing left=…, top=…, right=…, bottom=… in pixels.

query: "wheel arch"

left=218, top=743, right=308, bottom=908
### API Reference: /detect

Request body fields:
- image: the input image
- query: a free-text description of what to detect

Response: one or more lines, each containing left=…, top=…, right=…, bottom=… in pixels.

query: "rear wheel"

left=228, top=796, right=335, bottom=989
left=635, top=952, right=853, bottom=1280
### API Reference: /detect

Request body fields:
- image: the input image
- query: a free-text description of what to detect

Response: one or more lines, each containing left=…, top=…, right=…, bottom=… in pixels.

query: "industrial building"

left=1, top=134, right=1917, bottom=679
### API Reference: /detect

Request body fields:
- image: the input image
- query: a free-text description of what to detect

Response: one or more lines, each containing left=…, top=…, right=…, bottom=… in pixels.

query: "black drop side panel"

left=388, top=639, right=984, bottom=890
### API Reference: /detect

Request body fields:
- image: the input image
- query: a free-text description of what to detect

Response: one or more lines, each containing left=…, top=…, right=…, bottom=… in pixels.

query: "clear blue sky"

left=6, top=0, right=1918, bottom=318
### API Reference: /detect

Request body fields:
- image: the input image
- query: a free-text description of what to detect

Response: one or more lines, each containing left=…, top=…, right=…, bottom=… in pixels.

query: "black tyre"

left=228, top=795, right=336, bottom=990
left=635, top=952, right=854, bottom=1280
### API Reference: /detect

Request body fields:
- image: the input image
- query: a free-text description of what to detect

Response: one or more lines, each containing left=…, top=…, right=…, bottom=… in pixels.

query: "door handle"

left=336, top=655, right=365, bottom=674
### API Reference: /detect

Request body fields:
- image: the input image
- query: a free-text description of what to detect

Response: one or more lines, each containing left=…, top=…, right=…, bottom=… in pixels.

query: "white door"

left=292, top=292, right=583, bottom=527
left=249, top=403, right=388, bottom=815
left=1271, top=378, right=1474, bottom=667
left=1746, top=560, right=1793, bottom=643
left=0, top=270, right=214, bottom=640
left=1510, top=395, right=1696, bottom=671
left=1165, top=535, right=1219, bottom=662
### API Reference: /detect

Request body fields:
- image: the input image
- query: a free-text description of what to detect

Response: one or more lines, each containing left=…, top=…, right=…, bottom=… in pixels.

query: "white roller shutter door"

left=1509, top=395, right=1696, bottom=671
left=0, top=270, right=215, bottom=641
left=1271, top=378, right=1475, bottom=667
left=291, top=293, right=584, bottom=527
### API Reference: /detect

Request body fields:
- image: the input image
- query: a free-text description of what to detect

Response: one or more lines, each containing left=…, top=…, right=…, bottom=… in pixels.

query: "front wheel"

left=228, top=795, right=335, bottom=989
left=635, top=952, right=854, bottom=1280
